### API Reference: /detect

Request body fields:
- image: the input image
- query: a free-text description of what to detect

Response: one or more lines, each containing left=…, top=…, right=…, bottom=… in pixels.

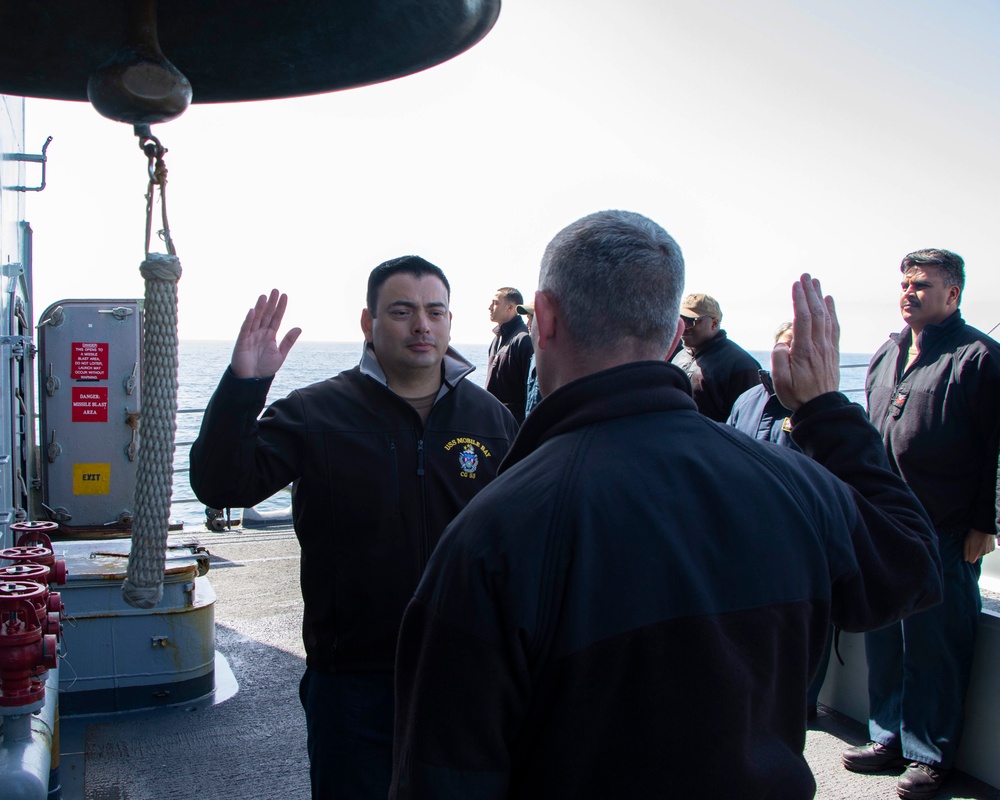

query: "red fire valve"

left=14, top=530, right=68, bottom=585
left=0, top=580, right=46, bottom=605
left=0, top=545, right=50, bottom=563
left=0, top=542, right=67, bottom=586
left=0, top=592, right=57, bottom=709
left=10, top=521, right=59, bottom=537
left=0, top=579, right=61, bottom=640
left=0, top=570, right=66, bottom=638
left=13, top=530, right=57, bottom=552
left=0, top=563, right=49, bottom=583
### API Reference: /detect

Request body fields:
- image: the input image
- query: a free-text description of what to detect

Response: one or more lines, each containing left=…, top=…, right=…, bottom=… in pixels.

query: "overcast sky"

left=19, top=0, right=1000, bottom=353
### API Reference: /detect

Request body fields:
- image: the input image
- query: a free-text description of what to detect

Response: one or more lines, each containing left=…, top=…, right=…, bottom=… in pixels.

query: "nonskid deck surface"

left=60, top=524, right=1000, bottom=800
left=807, top=709, right=999, bottom=800
left=61, top=525, right=310, bottom=800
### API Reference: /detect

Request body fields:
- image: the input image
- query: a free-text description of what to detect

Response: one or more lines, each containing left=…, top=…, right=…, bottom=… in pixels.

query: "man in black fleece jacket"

left=843, top=248, right=1000, bottom=799
left=390, top=211, right=942, bottom=800
left=485, top=286, right=533, bottom=424
left=190, top=256, right=517, bottom=800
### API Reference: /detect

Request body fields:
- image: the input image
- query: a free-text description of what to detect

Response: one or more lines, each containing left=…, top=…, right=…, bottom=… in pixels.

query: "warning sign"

left=71, top=342, right=109, bottom=380
left=72, top=386, right=109, bottom=422
left=74, top=463, right=111, bottom=495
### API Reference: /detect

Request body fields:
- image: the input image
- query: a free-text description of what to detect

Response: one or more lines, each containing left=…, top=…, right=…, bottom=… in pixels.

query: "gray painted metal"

left=57, top=537, right=216, bottom=714
left=37, top=300, right=143, bottom=531
left=0, top=665, right=58, bottom=800
left=0, top=95, right=37, bottom=549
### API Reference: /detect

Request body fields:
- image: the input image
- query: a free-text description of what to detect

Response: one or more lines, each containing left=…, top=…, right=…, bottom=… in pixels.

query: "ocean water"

left=171, top=341, right=872, bottom=524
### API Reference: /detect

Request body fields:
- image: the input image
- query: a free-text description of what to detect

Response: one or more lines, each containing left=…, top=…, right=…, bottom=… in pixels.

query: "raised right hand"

left=770, top=274, right=841, bottom=411
left=230, top=289, right=303, bottom=379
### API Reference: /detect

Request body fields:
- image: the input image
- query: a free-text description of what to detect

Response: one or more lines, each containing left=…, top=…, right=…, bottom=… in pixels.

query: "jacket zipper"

left=417, top=438, right=430, bottom=565
left=882, top=338, right=923, bottom=429
left=387, top=436, right=400, bottom=507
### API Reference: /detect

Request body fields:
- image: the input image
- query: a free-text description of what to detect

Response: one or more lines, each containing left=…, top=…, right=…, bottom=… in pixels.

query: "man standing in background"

left=727, top=320, right=832, bottom=720
left=516, top=301, right=542, bottom=416
left=485, top=287, right=534, bottom=424
left=727, top=322, right=795, bottom=447
left=671, top=292, right=761, bottom=421
left=843, top=248, right=1000, bottom=799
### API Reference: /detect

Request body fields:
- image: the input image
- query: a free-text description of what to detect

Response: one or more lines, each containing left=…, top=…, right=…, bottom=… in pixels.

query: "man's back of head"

left=534, top=211, right=684, bottom=383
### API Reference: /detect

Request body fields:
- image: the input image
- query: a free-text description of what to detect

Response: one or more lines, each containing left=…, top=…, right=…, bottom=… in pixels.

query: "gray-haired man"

left=390, top=210, right=942, bottom=799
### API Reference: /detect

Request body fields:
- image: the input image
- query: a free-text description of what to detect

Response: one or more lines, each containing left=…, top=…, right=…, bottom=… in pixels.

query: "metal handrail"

left=170, top=370, right=870, bottom=522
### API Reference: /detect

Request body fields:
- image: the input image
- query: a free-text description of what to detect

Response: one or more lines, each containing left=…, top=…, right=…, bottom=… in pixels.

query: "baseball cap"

left=680, top=293, right=722, bottom=323
left=516, top=303, right=534, bottom=315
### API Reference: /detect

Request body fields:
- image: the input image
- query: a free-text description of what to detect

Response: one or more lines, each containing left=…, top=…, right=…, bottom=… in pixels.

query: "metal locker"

left=37, top=299, right=143, bottom=534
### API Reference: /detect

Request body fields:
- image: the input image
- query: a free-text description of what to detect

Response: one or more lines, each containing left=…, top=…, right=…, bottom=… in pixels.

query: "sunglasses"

left=681, top=315, right=709, bottom=328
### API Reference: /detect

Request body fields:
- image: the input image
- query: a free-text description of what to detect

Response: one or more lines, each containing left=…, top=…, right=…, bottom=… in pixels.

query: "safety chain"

left=134, top=123, right=176, bottom=257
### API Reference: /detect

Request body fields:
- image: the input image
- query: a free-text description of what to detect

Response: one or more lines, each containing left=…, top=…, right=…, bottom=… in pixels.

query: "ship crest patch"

left=444, top=437, right=493, bottom=479
left=459, top=445, right=479, bottom=474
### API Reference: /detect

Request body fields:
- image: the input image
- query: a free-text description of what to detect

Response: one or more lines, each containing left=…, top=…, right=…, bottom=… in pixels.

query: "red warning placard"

left=71, top=342, right=109, bottom=380
left=72, top=387, right=109, bottom=422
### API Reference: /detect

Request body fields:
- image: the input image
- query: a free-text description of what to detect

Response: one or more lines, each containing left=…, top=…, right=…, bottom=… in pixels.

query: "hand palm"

left=230, top=290, right=302, bottom=379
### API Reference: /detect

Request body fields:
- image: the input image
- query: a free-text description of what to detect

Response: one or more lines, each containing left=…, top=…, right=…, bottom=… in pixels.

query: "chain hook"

left=134, top=123, right=165, bottom=180
left=133, top=123, right=176, bottom=257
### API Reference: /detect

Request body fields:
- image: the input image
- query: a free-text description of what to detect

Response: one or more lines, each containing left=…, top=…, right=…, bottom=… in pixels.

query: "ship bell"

left=0, top=0, right=501, bottom=123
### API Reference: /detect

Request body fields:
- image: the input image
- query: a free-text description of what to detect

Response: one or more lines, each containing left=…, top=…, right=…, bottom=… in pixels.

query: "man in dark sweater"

left=390, top=211, right=942, bottom=799
left=190, top=256, right=518, bottom=800
left=671, top=292, right=761, bottom=421
left=485, top=286, right=533, bottom=424
left=843, top=248, right=1000, bottom=799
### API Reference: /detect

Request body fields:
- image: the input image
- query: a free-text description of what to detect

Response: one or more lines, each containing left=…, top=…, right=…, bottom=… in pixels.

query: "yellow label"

left=73, top=463, right=111, bottom=495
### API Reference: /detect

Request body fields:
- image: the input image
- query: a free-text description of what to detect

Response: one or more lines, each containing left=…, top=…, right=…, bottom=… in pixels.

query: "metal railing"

left=172, top=407, right=205, bottom=511
left=169, top=365, right=874, bottom=525
left=171, top=407, right=292, bottom=529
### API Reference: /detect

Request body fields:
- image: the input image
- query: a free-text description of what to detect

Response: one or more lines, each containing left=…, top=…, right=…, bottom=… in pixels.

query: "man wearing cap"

left=671, top=292, right=762, bottom=421
left=486, top=287, right=534, bottom=424
left=842, top=248, right=1000, bottom=799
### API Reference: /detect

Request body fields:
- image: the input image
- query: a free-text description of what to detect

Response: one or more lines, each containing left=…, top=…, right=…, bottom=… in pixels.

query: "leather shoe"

left=896, top=761, right=949, bottom=799
left=842, top=742, right=907, bottom=773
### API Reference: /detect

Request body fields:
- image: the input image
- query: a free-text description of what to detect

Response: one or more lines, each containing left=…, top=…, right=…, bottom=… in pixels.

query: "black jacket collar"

left=499, top=361, right=696, bottom=473
left=687, top=328, right=729, bottom=357
left=891, top=310, right=964, bottom=350
left=495, top=315, right=528, bottom=339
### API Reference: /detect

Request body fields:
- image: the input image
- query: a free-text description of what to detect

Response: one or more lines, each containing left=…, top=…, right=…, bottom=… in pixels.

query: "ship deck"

left=59, top=523, right=1000, bottom=800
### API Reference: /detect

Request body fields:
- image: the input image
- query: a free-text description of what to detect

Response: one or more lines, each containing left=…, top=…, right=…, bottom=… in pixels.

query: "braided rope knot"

left=139, top=253, right=182, bottom=282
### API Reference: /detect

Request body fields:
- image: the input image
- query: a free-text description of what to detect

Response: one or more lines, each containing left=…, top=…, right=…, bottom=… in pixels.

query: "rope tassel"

left=122, top=254, right=182, bottom=608
left=122, top=125, right=183, bottom=609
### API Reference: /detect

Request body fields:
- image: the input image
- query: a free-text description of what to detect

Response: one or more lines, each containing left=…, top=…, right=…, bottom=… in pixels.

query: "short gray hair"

left=901, top=249, right=965, bottom=304
left=538, top=210, right=684, bottom=352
